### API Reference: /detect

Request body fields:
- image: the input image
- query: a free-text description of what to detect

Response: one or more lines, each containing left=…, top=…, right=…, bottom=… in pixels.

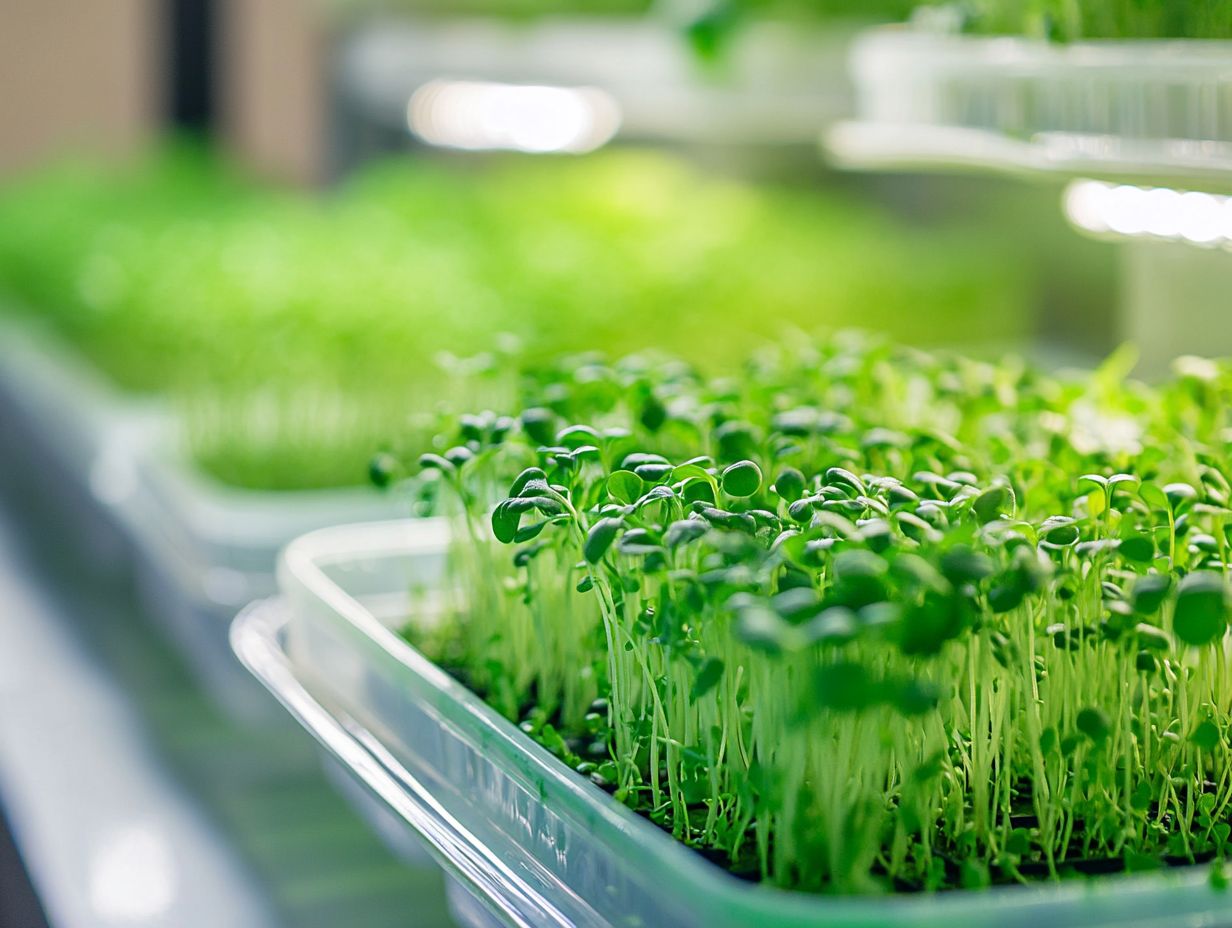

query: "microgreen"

left=391, top=333, right=1232, bottom=895
left=0, top=144, right=1029, bottom=490
left=923, top=0, right=1232, bottom=40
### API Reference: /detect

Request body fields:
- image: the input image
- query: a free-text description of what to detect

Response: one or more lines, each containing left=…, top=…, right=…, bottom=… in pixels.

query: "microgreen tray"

left=124, top=435, right=398, bottom=722
left=828, top=28, right=1232, bottom=187
left=268, top=518, right=1232, bottom=928
left=0, top=319, right=399, bottom=723
left=0, top=320, right=149, bottom=576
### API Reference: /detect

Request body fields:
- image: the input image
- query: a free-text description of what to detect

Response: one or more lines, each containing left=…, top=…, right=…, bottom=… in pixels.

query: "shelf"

left=827, top=28, right=1232, bottom=190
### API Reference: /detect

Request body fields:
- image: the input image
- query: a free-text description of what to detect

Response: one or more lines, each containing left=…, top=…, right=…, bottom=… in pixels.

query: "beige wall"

left=0, top=0, right=160, bottom=176
left=216, top=0, right=329, bottom=186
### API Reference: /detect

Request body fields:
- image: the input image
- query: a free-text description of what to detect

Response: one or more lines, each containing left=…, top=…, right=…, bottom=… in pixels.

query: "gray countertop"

left=0, top=498, right=455, bottom=928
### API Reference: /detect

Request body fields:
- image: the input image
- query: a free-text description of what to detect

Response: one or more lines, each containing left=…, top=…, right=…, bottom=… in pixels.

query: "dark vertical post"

left=168, top=0, right=215, bottom=132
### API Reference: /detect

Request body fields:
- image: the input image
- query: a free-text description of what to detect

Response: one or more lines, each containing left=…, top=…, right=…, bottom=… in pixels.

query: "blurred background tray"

left=0, top=319, right=402, bottom=724
left=828, top=28, right=1232, bottom=188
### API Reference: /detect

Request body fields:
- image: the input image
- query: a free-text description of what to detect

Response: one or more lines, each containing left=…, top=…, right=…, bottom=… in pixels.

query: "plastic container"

left=233, top=596, right=504, bottom=928
left=827, top=27, right=1232, bottom=186
left=264, top=517, right=1232, bottom=928
left=0, top=321, right=150, bottom=580
left=0, top=320, right=399, bottom=723
left=123, top=438, right=399, bottom=722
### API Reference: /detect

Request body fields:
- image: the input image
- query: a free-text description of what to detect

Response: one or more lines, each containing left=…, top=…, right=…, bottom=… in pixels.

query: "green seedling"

left=0, top=143, right=1029, bottom=490
left=394, top=334, right=1232, bottom=895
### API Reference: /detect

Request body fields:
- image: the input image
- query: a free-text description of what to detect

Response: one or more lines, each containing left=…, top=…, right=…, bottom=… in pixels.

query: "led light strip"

left=408, top=79, right=621, bottom=155
left=1063, top=179, right=1232, bottom=247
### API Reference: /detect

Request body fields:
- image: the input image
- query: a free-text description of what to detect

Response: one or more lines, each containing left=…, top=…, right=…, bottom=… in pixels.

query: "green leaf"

left=892, top=677, right=940, bottom=716
left=1079, top=474, right=1108, bottom=490
left=639, top=393, right=667, bottom=432
left=773, top=467, right=806, bottom=503
left=1132, top=574, right=1171, bottom=615
left=1005, top=828, right=1031, bottom=856
left=1040, top=516, right=1080, bottom=547
left=1139, top=482, right=1170, bottom=512
left=897, top=593, right=967, bottom=656
left=1076, top=706, right=1111, bottom=743
left=1173, top=572, right=1228, bottom=647
left=714, top=421, right=758, bottom=462
left=556, top=424, right=600, bottom=449
left=987, top=582, right=1025, bottom=614
left=1130, top=779, right=1153, bottom=812
left=418, top=453, right=456, bottom=475
left=606, top=470, right=643, bottom=505
left=510, top=466, right=547, bottom=497
left=812, top=661, right=876, bottom=713
left=1119, top=534, right=1155, bottom=564
left=721, top=460, right=762, bottom=498
left=690, top=658, right=725, bottom=702
left=939, top=546, right=994, bottom=584
left=634, top=462, right=674, bottom=484
left=513, top=521, right=547, bottom=543
left=491, top=499, right=521, bottom=545
left=972, top=484, right=1014, bottom=523
left=671, top=462, right=713, bottom=484
left=621, top=452, right=669, bottom=470
left=1191, top=719, right=1222, bottom=752
left=520, top=407, right=555, bottom=444
left=733, top=601, right=791, bottom=654
left=825, top=467, right=865, bottom=495
left=665, top=519, right=708, bottom=550
left=678, top=475, right=714, bottom=506
left=1165, top=483, right=1199, bottom=509
left=584, top=517, right=622, bottom=564
left=368, top=452, right=399, bottom=488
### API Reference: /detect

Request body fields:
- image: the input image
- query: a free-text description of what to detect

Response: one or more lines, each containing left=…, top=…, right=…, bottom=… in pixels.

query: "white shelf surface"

left=0, top=505, right=275, bottom=928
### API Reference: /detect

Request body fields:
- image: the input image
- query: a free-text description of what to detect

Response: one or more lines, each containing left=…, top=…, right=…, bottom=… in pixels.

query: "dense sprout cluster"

left=683, top=0, right=1232, bottom=43
left=0, top=144, right=1026, bottom=490
left=393, top=335, right=1232, bottom=894
left=922, top=0, right=1232, bottom=40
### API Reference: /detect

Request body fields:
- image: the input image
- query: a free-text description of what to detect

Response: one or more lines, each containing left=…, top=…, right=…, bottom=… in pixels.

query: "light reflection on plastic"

left=1063, top=179, right=1232, bottom=247
left=408, top=80, right=620, bottom=154
left=88, top=825, right=176, bottom=921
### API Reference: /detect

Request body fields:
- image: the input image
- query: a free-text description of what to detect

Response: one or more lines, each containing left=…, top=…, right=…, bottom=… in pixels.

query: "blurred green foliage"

left=0, top=143, right=1029, bottom=490
left=921, top=0, right=1232, bottom=40
left=686, top=0, right=1232, bottom=43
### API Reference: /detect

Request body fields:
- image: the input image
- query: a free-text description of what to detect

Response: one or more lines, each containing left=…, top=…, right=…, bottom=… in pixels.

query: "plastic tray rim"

left=276, top=519, right=1232, bottom=927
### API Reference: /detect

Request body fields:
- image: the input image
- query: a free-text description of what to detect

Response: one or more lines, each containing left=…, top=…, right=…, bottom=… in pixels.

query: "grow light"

left=408, top=80, right=620, bottom=154
left=1064, top=179, right=1232, bottom=247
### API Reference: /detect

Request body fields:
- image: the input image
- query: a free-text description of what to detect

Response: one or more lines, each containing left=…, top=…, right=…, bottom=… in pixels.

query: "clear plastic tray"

left=123, top=440, right=399, bottom=722
left=827, top=28, right=1232, bottom=186
left=0, top=321, right=147, bottom=575
left=269, top=518, right=1232, bottom=928
left=0, top=320, right=400, bottom=723
left=233, top=596, right=519, bottom=928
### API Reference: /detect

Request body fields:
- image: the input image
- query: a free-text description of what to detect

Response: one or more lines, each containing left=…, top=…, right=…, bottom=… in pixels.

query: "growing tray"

left=233, top=596, right=524, bottom=928
left=827, top=28, right=1232, bottom=188
left=0, top=319, right=399, bottom=723
left=259, top=517, right=1232, bottom=928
